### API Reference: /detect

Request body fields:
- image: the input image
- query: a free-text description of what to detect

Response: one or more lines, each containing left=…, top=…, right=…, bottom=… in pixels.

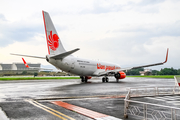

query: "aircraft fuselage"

left=47, top=55, right=120, bottom=77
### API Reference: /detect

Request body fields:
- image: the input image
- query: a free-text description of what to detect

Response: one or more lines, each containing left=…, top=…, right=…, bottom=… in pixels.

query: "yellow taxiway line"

left=26, top=99, right=75, bottom=120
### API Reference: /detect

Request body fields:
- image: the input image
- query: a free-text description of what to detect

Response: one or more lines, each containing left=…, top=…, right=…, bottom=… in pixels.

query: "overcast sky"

left=0, top=0, right=180, bottom=70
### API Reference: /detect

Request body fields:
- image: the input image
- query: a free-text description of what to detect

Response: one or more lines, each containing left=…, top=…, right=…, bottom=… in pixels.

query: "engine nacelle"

left=114, top=71, right=126, bottom=79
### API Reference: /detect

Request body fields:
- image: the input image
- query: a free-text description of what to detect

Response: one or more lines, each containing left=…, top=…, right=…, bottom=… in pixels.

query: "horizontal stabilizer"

left=50, top=48, right=80, bottom=59
left=11, top=53, right=46, bottom=59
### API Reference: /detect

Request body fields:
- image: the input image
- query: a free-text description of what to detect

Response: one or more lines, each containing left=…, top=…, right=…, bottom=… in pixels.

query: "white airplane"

left=11, top=11, right=169, bottom=83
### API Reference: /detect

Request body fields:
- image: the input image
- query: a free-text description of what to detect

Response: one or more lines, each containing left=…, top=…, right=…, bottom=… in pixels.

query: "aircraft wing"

left=98, top=48, right=169, bottom=76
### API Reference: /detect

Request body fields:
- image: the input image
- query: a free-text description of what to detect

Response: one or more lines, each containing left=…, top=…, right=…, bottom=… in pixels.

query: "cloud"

left=79, top=0, right=166, bottom=15
left=138, top=0, right=166, bottom=6
left=0, top=15, right=68, bottom=47
left=0, top=22, right=41, bottom=47
left=80, top=0, right=123, bottom=14
left=0, top=40, right=49, bottom=64
left=113, top=20, right=180, bottom=38
left=0, top=14, right=6, bottom=21
left=0, top=0, right=180, bottom=70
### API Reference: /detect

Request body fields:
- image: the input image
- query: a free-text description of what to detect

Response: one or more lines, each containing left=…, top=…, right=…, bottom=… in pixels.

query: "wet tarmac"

left=0, top=77, right=176, bottom=120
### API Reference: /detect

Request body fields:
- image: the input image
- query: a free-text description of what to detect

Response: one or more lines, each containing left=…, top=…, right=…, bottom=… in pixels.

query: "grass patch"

left=0, top=76, right=80, bottom=81
left=1, top=75, right=177, bottom=81
left=127, top=75, right=175, bottom=79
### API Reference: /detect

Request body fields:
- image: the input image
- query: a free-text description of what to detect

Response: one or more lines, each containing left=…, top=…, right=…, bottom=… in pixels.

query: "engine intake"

left=114, top=71, right=126, bottom=79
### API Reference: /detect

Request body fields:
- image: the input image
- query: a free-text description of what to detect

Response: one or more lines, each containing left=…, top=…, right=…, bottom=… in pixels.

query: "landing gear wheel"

left=84, top=77, right=88, bottom=83
left=102, top=77, right=105, bottom=82
left=80, top=76, right=85, bottom=82
left=105, top=77, right=109, bottom=82
left=102, top=77, right=109, bottom=82
left=116, top=79, right=119, bottom=83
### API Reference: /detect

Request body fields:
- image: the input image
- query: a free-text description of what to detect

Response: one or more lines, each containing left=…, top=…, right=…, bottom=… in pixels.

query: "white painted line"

left=166, top=101, right=180, bottom=103
left=146, top=96, right=180, bottom=101
left=169, top=96, right=180, bottom=99
left=0, top=107, right=9, bottom=120
left=166, top=101, right=180, bottom=105
left=170, top=103, right=180, bottom=105
left=157, top=96, right=180, bottom=101
left=162, top=96, right=178, bottom=100
left=145, top=97, right=167, bottom=101
left=95, top=116, right=122, bottom=120
left=155, top=97, right=176, bottom=101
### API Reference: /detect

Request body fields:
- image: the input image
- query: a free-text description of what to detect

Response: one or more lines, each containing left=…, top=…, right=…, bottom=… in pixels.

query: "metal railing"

left=124, top=86, right=180, bottom=120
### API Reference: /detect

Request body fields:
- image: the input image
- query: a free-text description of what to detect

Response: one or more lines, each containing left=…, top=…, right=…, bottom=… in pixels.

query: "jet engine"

left=114, top=71, right=126, bottom=79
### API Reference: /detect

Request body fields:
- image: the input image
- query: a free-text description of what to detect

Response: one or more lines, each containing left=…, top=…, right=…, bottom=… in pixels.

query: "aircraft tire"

left=105, top=77, right=109, bottom=82
left=84, top=77, right=88, bottom=83
left=116, top=79, right=119, bottom=83
left=102, top=77, right=105, bottom=82
left=85, top=79, right=88, bottom=83
left=80, top=76, right=85, bottom=82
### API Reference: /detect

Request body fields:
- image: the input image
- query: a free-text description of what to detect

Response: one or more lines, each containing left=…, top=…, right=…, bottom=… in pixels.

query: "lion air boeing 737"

left=11, top=11, right=169, bottom=83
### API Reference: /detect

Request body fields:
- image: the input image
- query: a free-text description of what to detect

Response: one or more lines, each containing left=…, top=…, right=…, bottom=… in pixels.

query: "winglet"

left=22, top=58, right=30, bottom=68
left=163, top=48, right=169, bottom=63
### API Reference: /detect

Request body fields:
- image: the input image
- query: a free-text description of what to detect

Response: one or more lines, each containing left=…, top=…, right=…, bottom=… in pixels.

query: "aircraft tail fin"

left=22, top=58, right=53, bottom=71
left=42, top=11, right=66, bottom=55
left=22, top=58, right=30, bottom=68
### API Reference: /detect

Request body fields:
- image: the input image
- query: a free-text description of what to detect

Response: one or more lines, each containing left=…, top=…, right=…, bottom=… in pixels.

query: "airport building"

left=139, top=69, right=152, bottom=75
left=0, top=63, right=41, bottom=75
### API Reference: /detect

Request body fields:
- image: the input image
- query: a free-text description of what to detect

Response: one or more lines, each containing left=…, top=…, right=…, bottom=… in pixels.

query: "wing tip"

left=163, top=48, right=169, bottom=63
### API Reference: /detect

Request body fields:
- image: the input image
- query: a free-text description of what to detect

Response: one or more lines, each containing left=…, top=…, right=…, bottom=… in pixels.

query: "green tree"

left=177, top=69, right=180, bottom=75
left=152, top=70, right=159, bottom=75
left=22, top=71, right=27, bottom=75
left=34, top=72, right=38, bottom=77
left=126, top=68, right=144, bottom=75
left=159, top=68, right=178, bottom=75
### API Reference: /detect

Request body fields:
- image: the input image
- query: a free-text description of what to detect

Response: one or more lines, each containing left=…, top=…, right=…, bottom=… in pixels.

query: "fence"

left=124, top=86, right=180, bottom=120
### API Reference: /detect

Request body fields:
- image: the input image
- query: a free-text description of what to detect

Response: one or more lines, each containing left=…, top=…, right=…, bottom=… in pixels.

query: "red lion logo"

left=48, top=31, right=59, bottom=51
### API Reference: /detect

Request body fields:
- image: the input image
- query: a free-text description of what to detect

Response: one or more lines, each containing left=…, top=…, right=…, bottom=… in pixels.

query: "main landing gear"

left=80, top=76, right=88, bottom=83
left=102, top=77, right=109, bottom=83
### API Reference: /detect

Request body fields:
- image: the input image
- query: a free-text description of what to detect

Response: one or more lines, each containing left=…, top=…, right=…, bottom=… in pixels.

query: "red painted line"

left=51, top=101, right=109, bottom=119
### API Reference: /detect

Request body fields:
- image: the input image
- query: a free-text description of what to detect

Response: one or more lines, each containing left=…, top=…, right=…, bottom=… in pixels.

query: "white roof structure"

left=0, top=63, right=40, bottom=71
